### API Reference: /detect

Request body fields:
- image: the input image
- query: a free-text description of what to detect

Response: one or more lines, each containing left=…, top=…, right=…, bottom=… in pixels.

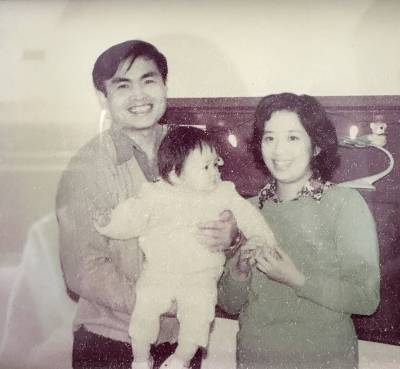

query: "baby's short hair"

left=158, top=126, right=216, bottom=183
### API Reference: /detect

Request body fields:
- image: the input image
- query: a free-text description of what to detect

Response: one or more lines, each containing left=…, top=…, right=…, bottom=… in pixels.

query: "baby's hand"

left=93, top=208, right=112, bottom=229
left=249, top=236, right=282, bottom=262
left=258, top=245, right=282, bottom=261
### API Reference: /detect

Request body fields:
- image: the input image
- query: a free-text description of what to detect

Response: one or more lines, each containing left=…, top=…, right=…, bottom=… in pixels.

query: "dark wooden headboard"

left=165, top=95, right=400, bottom=345
left=1, top=95, right=398, bottom=345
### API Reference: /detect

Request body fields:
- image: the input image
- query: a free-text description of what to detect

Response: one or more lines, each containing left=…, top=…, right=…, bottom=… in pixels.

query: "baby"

left=94, top=126, right=277, bottom=369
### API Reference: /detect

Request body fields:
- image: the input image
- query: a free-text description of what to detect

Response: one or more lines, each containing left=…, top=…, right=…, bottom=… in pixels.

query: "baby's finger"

left=255, top=255, right=272, bottom=274
left=265, top=246, right=282, bottom=261
left=241, top=241, right=259, bottom=251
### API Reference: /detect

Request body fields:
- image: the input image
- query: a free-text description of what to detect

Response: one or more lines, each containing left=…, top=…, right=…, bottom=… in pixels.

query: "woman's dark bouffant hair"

left=158, top=126, right=216, bottom=183
left=253, top=92, right=340, bottom=181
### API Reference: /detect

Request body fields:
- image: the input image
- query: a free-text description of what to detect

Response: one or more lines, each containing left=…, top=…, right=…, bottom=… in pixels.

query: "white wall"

left=1, top=0, right=400, bottom=125
left=1, top=0, right=400, bottom=256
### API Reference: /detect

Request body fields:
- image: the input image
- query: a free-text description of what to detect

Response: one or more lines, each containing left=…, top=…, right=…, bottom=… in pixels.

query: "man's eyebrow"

left=110, top=77, right=130, bottom=85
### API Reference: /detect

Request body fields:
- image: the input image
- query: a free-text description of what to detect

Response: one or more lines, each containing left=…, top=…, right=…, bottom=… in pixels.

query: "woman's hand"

left=197, top=210, right=238, bottom=252
left=255, top=245, right=305, bottom=289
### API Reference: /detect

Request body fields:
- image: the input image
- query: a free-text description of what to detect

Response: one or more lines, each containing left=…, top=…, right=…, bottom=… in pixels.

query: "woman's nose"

left=272, top=138, right=286, bottom=155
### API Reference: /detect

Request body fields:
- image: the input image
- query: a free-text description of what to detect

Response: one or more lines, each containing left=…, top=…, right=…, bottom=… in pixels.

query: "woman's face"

left=261, top=110, right=315, bottom=187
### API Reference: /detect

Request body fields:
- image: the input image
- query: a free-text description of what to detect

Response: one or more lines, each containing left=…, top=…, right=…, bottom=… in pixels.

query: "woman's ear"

left=313, top=146, right=321, bottom=157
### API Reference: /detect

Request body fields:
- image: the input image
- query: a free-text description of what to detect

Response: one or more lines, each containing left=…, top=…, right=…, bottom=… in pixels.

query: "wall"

left=1, top=0, right=400, bottom=257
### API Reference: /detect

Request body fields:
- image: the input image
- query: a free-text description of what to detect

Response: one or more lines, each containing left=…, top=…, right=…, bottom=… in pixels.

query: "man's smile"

left=127, top=104, right=152, bottom=114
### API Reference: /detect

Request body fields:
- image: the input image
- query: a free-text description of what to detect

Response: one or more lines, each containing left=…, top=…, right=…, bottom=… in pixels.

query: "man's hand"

left=197, top=210, right=238, bottom=252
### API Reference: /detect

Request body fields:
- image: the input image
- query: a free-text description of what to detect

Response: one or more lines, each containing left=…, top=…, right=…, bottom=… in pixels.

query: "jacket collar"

left=110, top=124, right=166, bottom=165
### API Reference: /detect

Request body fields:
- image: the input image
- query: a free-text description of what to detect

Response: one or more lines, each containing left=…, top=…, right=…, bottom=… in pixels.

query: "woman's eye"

left=263, top=136, right=273, bottom=142
left=289, top=135, right=300, bottom=141
left=144, top=79, right=155, bottom=84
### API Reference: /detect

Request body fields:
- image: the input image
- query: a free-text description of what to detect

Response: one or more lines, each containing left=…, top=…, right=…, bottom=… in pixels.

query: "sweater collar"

left=258, top=177, right=333, bottom=208
left=110, top=124, right=166, bottom=165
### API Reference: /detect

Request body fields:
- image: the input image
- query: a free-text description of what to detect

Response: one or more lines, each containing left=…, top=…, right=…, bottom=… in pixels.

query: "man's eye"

left=144, top=79, right=155, bottom=84
left=117, top=83, right=129, bottom=89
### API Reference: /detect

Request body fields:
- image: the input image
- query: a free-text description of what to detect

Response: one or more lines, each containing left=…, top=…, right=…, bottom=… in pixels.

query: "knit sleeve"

left=217, top=254, right=252, bottom=315
left=56, top=155, right=138, bottom=315
left=221, top=182, right=277, bottom=247
left=95, top=187, right=152, bottom=240
left=294, top=189, right=380, bottom=315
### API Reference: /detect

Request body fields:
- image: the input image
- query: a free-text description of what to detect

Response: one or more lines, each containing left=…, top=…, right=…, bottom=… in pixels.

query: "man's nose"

left=129, top=83, right=144, bottom=98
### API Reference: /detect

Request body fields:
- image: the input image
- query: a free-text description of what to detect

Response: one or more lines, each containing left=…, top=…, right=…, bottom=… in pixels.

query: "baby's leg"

left=161, top=276, right=218, bottom=368
left=159, top=342, right=198, bottom=369
left=130, top=280, right=173, bottom=367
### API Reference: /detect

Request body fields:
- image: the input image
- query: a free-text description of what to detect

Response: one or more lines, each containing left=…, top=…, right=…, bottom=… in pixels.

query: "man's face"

left=103, top=56, right=167, bottom=131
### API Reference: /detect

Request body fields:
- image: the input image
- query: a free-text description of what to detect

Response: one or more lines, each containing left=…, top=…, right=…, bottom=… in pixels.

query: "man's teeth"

left=128, top=104, right=151, bottom=114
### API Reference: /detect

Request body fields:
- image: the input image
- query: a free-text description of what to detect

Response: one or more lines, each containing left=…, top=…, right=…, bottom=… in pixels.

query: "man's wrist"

left=225, top=229, right=246, bottom=257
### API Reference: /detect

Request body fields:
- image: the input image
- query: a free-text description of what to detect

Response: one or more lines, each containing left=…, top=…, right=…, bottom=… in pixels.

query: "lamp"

left=227, top=131, right=238, bottom=148
left=338, top=121, right=394, bottom=190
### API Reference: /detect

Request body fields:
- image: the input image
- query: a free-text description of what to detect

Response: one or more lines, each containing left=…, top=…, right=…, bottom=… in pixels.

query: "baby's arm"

left=94, top=197, right=149, bottom=240
left=225, top=184, right=277, bottom=254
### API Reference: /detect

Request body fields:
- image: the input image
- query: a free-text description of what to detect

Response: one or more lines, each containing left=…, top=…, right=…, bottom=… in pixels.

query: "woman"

left=218, top=93, right=380, bottom=369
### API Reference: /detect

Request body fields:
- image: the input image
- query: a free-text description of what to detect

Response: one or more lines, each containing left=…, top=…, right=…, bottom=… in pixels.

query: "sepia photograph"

left=0, top=1, right=399, bottom=369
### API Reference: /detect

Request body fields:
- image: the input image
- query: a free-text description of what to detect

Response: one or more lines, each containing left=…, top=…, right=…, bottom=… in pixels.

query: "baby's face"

left=179, top=145, right=222, bottom=192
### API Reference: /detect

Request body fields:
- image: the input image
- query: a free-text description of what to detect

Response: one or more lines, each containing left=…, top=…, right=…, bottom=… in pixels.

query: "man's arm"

left=56, top=160, right=139, bottom=314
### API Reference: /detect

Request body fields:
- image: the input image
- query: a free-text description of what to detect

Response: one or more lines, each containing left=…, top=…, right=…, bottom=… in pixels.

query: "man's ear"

left=313, top=146, right=321, bottom=156
left=96, top=90, right=109, bottom=110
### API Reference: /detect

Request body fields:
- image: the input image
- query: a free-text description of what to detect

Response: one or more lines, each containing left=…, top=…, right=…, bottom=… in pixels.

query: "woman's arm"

left=293, top=190, right=380, bottom=315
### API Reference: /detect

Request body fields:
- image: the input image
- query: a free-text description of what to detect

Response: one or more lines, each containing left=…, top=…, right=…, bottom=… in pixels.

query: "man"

left=56, top=40, right=239, bottom=369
